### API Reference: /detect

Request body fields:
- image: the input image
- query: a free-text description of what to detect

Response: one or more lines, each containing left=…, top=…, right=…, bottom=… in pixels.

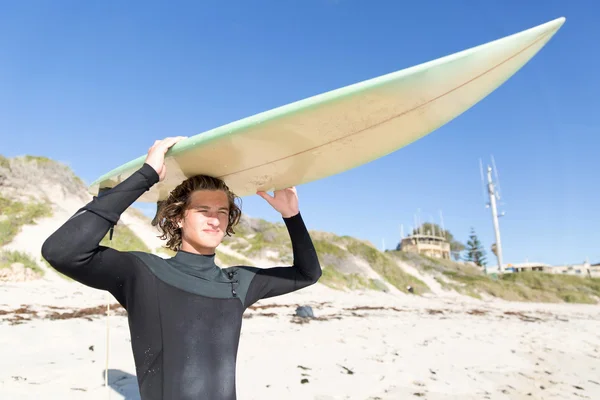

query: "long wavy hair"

left=151, top=175, right=242, bottom=251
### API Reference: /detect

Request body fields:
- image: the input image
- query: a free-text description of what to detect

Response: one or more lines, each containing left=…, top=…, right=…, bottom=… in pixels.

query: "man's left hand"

left=257, top=187, right=299, bottom=218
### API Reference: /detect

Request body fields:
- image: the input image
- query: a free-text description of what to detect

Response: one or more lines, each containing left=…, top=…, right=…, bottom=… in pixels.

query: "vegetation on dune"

left=0, top=154, right=10, bottom=170
left=23, top=155, right=54, bottom=165
left=344, top=240, right=430, bottom=294
left=390, top=250, right=482, bottom=275
left=388, top=250, right=599, bottom=304
left=226, top=219, right=293, bottom=263
left=0, top=196, right=53, bottom=247
left=500, top=272, right=600, bottom=304
left=216, top=250, right=253, bottom=267
left=100, top=223, right=151, bottom=253
left=155, top=247, right=177, bottom=257
left=310, top=238, right=366, bottom=290
left=438, top=270, right=600, bottom=304
left=1, top=154, right=86, bottom=195
left=320, top=266, right=379, bottom=291
left=312, top=238, right=347, bottom=263
left=0, top=250, right=45, bottom=276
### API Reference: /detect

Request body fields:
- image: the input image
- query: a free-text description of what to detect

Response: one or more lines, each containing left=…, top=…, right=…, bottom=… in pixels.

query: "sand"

left=1, top=277, right=599, bottom=400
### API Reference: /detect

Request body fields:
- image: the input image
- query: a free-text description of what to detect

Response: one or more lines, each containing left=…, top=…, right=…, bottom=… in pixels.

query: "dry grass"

left=387, top=251, right=600, bottom=304
left=0, top=154, right=10, bottom=170
left=0, top=196, right=53, bottom=246
left=155, top=247, right=176, bottom=257
left=319, top=266, right=381, bottom=291
left=0, top=250, right=45, bottom=275
left=2, top=155, right=86, bottom=198
left=344, top=241, right=429, bottom=294
left=437, top=269, right=600, bottom=304
left=216, top=250, right=253, bottom=267
left=100, top=223, right=151, bottom=253
left=499, top=272, right=600, bottom=304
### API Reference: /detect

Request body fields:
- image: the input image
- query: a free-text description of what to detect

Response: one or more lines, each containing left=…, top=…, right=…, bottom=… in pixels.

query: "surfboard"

left=88, top=17, right=565, bottom=202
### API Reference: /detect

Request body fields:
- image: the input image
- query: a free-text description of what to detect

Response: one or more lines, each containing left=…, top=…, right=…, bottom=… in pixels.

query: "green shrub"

left=100, top=223, right=150, bottom=253
left=0, top=196, right=53, bottom=246
left=0, top=250, right=44, bottom=276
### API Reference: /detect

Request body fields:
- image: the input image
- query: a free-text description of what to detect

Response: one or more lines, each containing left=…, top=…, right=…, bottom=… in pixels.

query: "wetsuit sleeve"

left=41, top=163, right=159, bottom=306
left=244, top=212, right=322, bottom=306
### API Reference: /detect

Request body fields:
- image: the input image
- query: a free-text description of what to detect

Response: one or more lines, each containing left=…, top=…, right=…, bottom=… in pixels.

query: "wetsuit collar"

left=170, top=250, right=225, bottom=281
left=173, top=249, right=216, bottom=266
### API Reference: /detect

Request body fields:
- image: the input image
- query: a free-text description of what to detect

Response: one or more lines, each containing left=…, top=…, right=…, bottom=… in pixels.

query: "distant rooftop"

left=402, top=233, right=448, bottom=241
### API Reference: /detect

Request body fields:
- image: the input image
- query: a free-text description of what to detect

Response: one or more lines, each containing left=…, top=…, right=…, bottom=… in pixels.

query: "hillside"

left=1, top=154, right=599, bottom=304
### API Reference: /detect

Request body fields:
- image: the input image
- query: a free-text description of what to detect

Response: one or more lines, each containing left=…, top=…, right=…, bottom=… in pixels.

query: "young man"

left=41, top=137, right=322, bottom=400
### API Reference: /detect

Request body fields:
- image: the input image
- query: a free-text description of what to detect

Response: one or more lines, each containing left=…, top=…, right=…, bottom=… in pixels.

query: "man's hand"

left=144, top=136, right=187, bottom=181
left=257, top=187, right=299, bottom=218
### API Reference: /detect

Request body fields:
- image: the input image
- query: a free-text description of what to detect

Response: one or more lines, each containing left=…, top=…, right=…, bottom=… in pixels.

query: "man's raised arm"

left=243, top=211, right=322, bottom=305
left=41, top=136, right=185, bottom=304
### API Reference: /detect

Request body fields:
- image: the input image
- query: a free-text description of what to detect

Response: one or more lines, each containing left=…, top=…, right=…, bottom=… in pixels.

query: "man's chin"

left=199, top=236, right=224, bottom=247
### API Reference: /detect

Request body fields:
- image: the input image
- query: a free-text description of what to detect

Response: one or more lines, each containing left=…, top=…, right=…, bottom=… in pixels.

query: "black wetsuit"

left=41, top=163, right=322, bottom=400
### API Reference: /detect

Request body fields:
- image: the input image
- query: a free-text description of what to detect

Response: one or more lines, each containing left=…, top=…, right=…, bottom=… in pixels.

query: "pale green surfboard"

left=89, top=17, right=565, bottom=202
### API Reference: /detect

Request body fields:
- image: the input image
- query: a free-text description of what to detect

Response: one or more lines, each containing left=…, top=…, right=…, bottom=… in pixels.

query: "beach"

left=1, top=278, right=599, bottom=400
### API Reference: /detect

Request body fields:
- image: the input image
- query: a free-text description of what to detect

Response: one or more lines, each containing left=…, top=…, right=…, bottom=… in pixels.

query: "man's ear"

left=175, top=207, right=189, bottom=229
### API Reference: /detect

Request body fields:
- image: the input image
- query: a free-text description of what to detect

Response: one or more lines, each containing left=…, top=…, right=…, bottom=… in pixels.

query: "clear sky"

left=1, top=0, right=598, bottom=266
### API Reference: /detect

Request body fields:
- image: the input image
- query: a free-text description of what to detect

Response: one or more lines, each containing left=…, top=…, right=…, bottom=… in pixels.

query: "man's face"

left=179, top=190, right=230, bottom=253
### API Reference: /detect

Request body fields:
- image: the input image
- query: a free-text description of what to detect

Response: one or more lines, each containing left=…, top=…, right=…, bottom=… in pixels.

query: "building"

left=547, top=261, right=600, bottom=277
left=501, top=261, right=600, bottom=278
left=504, top=262, right=552, bottom=273
left=592, top=263, right=600, bottom=278
left=398, top=233, right=451, bottom=259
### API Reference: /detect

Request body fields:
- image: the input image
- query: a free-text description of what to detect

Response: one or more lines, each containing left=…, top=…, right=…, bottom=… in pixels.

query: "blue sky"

left=1, top=0, right=598, bottom=266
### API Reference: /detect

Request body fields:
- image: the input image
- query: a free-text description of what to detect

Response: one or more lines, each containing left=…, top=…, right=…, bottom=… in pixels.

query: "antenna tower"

left=480, top=156, right=506, bottom=274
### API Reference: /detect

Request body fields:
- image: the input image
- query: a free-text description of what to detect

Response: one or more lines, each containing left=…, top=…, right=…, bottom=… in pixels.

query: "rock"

left=295, top=306, right=315, bottom=318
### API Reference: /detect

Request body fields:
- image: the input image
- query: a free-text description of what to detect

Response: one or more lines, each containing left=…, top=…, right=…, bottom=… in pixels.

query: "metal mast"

left=480, top=157, right=505, bottom=273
